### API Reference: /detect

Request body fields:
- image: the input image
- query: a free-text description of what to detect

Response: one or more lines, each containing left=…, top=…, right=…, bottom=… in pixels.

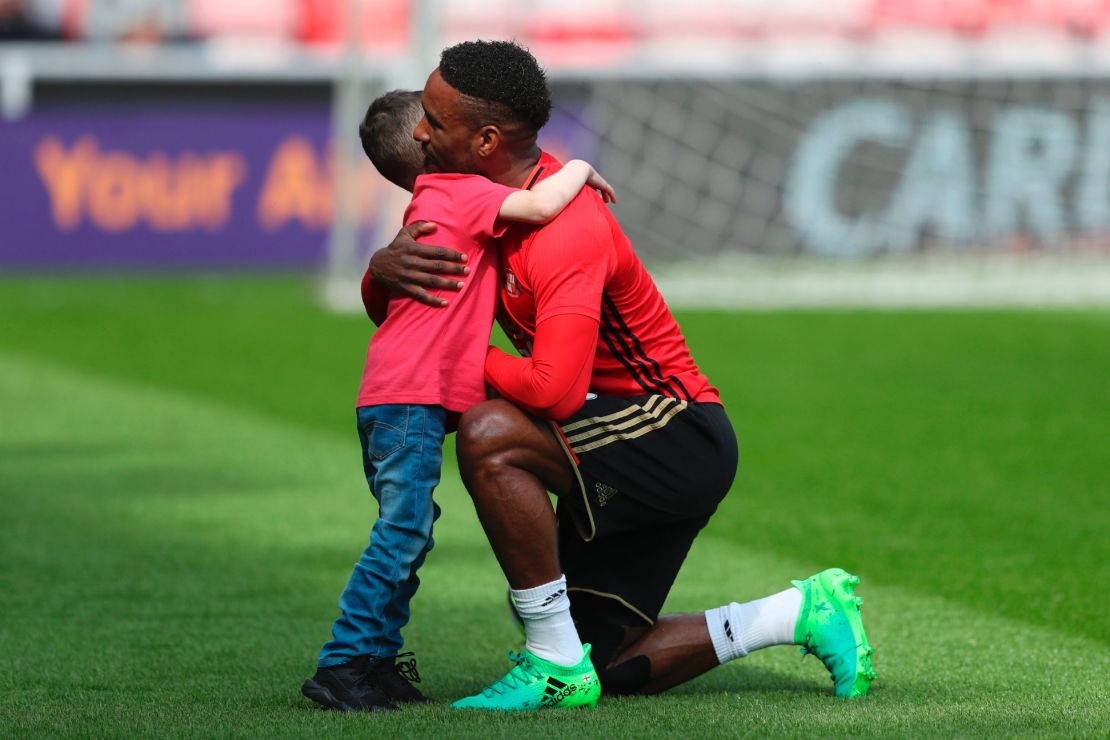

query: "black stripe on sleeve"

left=600, top=294, right=679, bottom=399
left=602, top=292, right=693, bottom=402
left=599, top=315, right=661, bottom=397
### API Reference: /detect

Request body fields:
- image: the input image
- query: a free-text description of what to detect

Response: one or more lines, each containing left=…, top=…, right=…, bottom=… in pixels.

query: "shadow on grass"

left=668, top=665, right=822, bottom=698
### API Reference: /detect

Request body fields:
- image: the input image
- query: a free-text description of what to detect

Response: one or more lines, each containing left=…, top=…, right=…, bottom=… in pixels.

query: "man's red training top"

left=490, top=151, right=720, bottom=412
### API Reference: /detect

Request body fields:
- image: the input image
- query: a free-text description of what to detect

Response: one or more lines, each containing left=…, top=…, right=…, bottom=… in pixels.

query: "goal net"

left=579, top=74, right=1110, bottom=260
left=559, top=71, right=1110, bottom=306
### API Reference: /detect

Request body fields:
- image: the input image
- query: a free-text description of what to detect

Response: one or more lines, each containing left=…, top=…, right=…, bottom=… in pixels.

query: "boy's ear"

left=475, top=125, right=501, bottom=158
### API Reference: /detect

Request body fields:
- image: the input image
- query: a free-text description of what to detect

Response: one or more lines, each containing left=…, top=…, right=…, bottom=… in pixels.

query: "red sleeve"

left=484, top=314, right=598, bottom=420
left=525, top=198, right=612, bottom=324
left=360, top=266, right=388, bottom=326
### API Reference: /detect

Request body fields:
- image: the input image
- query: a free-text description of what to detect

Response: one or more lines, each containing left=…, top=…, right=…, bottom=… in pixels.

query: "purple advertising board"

left=0, top=100, right=596, bottom=269
left=2, top=103, right=340, bottom=268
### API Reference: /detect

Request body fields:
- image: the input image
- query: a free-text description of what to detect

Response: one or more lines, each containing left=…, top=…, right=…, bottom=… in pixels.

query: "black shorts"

left=551, top=394, right=738, bottom=626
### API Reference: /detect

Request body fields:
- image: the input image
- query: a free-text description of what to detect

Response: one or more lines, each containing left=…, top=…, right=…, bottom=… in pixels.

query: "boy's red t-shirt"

left=357, top=173, right=514, bottom=413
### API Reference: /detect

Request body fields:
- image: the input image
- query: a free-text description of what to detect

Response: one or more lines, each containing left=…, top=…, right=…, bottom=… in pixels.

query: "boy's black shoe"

left=368, top=652, right=432, bottom=703
left=302, top=655, right=398, bottom=712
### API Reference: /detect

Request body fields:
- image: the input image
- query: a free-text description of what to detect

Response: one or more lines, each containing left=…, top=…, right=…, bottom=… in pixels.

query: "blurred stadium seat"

left=869, top=0, right=1110, bottom=37
left=190, top=0, right=299, bottom=41
left=521, top=0, right=634, bottom=44
left=7, top=0, right=1110, bottom=46
left=297, top=0, right=408, bottom=50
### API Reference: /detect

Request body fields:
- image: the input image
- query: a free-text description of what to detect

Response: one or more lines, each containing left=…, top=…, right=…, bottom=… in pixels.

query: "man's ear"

left=475, top=125, right=502, bottom=158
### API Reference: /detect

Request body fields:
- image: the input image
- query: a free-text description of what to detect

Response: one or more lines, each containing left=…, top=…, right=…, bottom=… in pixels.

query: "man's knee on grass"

left=574, top=598, right=654, bottom=696
left=593, top=646, right=653, bottom=696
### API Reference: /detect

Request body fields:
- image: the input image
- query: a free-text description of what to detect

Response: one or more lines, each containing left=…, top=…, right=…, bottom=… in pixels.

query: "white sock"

left=705, top=587, right=803, bottom=664
left=510, top=576, right=585, bottom=666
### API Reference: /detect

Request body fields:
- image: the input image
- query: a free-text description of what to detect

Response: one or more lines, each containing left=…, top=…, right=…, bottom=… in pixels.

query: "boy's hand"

left=586, top=168, right=616, bottom=204
left=369, top=221, right=469, bottom=307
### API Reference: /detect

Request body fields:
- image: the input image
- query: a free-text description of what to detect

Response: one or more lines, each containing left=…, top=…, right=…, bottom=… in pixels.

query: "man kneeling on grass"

left=368, top=39, right=878, bottom=711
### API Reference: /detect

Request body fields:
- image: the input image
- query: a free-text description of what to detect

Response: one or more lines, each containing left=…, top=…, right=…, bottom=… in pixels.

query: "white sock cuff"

left=510, top=576, right=569, bottom=616
left=705, top=604, right=747, bottom=664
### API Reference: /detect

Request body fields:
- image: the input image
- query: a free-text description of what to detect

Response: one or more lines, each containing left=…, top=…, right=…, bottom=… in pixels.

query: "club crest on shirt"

left=504, top=268, right=519, bottom=297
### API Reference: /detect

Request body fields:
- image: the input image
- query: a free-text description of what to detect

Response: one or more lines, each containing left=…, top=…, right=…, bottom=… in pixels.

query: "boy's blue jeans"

left=318, top=404, right=445, bottom=667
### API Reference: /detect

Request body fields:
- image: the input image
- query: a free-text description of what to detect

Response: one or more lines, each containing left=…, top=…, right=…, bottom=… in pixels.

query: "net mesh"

left=572, top=76, right=1110, bottom=262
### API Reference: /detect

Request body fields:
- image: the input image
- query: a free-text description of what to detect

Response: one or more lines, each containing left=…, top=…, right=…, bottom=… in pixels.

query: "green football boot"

left=792, top=567, right=877, bottom=699
left=451, top=645, right=601, bottom=711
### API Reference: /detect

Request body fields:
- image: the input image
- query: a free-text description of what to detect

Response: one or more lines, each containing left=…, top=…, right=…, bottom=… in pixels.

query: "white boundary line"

left=650, top=254, right=1110, bottom=309
left=323, top=254, right=1110, bottom=313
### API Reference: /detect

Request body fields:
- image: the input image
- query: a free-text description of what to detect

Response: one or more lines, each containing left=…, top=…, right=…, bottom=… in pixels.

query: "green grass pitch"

left=1, top=276, right=1107, bottom=737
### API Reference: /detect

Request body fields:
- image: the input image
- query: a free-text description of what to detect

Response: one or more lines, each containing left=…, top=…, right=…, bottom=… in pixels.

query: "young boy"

left=301, top=90, right=615, bottom=713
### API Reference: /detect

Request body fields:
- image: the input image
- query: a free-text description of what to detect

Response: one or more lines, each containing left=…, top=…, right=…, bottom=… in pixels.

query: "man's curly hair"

left=438, top=40, right=552, bottom=135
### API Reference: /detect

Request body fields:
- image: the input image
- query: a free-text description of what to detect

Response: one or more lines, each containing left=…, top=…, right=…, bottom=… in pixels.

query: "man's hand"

left=368, top=221, right=469, bottom=307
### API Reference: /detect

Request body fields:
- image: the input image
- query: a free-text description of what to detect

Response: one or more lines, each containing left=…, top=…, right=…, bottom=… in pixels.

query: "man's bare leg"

left=454, top=400, right=731, bottom=693
left=590, top=598, right=801, bottom=695
left=598, top=615, right=721, bottom=695
left=454, top=400, right=841, bottom=700
left=588, top=581, right=874, bottom=699
left=455, top=399, right=574, bottom=589
left=455, top=398, right=594, bottom=676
